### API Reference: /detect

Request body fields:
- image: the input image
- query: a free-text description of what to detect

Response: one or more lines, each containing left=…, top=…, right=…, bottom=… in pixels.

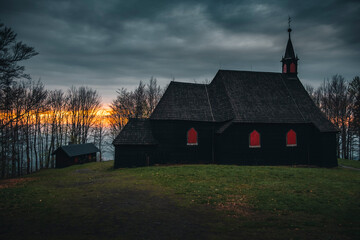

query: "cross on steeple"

left=288, top=16, right=292, bottom=36
left=288, top=16, right=291, bottom=29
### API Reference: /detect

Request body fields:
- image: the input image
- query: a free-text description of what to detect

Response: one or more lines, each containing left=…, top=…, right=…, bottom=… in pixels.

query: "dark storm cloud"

left=0, top=0, right=359, bottom=104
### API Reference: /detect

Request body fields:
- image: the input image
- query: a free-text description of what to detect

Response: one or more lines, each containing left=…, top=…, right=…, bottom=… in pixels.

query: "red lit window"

left=290, top=63, right=296, bottom=73
left=187, top=128, right=198, bottom=145
left=249, top=130, right=260, bottom=148
left=286, top=129, right=297, bottom=146
left=283, top=64, right=287, bottom=73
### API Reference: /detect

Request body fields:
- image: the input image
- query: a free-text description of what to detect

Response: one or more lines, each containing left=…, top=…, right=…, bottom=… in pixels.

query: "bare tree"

left=0, top=79, right=47, bottom=177
left=108, top=88, right=135, bottom=137
left=134, top=81, right=147, bottom=119
left=327, top=75, right=353, bottom=159
left=79, top=86, right=101, bottom=143
left=0, top=22, right=39, bottom=129
left=147, top=77, right=162, bottom=116
left=306, top=75, right=357, bottom=159
left=349, top=76, right=360, bottom=159
left=108, top=77, right=164, bottom=139
left=67, top=86, right=101, bottom=144
left=0, top=22, right=50, bottom=178
left=91, top=110, right=110, bottom=161
left=45, top=90, right=68, bottom=167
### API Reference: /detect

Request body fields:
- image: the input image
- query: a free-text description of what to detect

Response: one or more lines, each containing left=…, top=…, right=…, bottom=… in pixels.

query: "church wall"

left=114, top=145, right=156, bottom=168
left=150, top=120, right=215, bottom=164
left=309, top=126, right=338, bottom=167
left=114, top=121, right=337, bottom=168
left=308, top=129, right=338, bottom=167
left=320, top=132, right=338, bottom=167
left=215, top=123, right=313, bottom=166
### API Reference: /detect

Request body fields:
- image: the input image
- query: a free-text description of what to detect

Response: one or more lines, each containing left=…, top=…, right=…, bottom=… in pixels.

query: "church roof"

left=150, top=70, right=337, bottom=132
left=113, top=118, right=158, bottom=145
left=150, top=82, right=214, bottom=121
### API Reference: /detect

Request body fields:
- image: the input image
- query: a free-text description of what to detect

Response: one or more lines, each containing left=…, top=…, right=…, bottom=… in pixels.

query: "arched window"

left=249, top=130, right=260, bottom=148
left=187, top=128, right=198, bottom=145
left=286, top=129, right=297, bottom=146
left=283, top=64, right=287, bottom=73
left=290, top=63, right=296, bottom=73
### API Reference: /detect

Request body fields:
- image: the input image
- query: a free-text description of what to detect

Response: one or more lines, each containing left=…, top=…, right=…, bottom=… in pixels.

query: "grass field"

left=0, top=161, right=359, bottom=239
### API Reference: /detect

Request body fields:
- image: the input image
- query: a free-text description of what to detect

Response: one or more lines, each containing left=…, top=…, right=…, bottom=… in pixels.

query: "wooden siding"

left=215, top=123, right=337, bottom=167
left=114, top=145, right=156, bottom=168
left=114, top=120, right=337, bottom=168
left=215, top=123, right=311, bottom=165
left=55, top=150, right=97, bottom=168
left=151, top=120, right=214, bottom=164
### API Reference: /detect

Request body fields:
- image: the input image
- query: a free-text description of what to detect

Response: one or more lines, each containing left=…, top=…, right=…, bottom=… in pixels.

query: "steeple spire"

left=281, top=17, right=299, bottom=75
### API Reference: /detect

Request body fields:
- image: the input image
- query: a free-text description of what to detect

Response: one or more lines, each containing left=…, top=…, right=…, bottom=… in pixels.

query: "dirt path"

left=339, top=165, right=360, bottom=171
left=73, top=172, right=246, bottom=240
left=1, top=169, right=248, bottom=240
left=88, top=187, right=227, bottom=239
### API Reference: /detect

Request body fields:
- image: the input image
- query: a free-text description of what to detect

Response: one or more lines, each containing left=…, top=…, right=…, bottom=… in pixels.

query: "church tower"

left=281, top=18, right=299, bottom=75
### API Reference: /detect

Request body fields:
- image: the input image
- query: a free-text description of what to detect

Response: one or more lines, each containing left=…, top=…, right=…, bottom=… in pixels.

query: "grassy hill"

left=0, top=161, right=359, bottom=240
left=339, top=158, right=360, bottom=168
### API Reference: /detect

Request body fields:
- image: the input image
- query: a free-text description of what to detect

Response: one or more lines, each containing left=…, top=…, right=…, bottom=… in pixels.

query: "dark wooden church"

left=113, top=26, right=338, bottom=168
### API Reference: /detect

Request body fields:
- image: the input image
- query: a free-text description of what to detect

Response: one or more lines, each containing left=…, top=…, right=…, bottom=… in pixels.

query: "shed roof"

left=113, top=118, right=157, bottom=145
left=52, top=143, right=100, bottom=157
left=150, top=70, right=337, bottom=132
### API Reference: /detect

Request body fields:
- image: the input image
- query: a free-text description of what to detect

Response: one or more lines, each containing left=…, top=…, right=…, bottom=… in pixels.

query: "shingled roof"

left=52, top=143, right=100, bottom=157
left=150, top=70, right=337, bottom=132
left=113, top=118, right=157, bottom=145
left=151, top=82, right=214, bottom=121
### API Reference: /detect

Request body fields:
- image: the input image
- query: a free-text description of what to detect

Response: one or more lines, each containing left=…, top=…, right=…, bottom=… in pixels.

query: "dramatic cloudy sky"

left=1, top=0, right=359, bottom=106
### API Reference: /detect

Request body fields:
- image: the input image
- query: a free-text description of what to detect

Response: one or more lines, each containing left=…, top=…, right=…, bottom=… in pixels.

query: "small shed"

left=52, top=143, right=100, bottom=168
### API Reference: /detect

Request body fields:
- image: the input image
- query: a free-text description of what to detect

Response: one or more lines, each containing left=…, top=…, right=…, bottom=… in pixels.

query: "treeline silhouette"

left=0, top=22, right=164, bottom=178
left=305, top=75, right=360, bottom=160
left=108, top=77, right=163, bottom=138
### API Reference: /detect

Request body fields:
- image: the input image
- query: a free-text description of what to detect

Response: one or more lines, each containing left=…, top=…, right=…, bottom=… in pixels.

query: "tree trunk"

left=341, top=122, right=347, bottom=159
left=26, top=114, right=31, bottom=174
left=12, top=125, right=17, bottom=177
left=358, top=129, right=360, bottom=161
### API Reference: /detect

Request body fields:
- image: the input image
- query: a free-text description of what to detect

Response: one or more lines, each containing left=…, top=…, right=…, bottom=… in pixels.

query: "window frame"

left=187, top=127, right=198, bottom=146
left=249, top=130, right=261, bottom=148
left=290, top=63, right=296, bottom=73
left=283, top=64, right=287, bottom=73
left=286, top=129, right=297, bottom=147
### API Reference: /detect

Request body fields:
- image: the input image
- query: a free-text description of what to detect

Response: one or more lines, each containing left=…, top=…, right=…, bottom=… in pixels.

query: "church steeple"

left=281, top=17, right=299, bottom=75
